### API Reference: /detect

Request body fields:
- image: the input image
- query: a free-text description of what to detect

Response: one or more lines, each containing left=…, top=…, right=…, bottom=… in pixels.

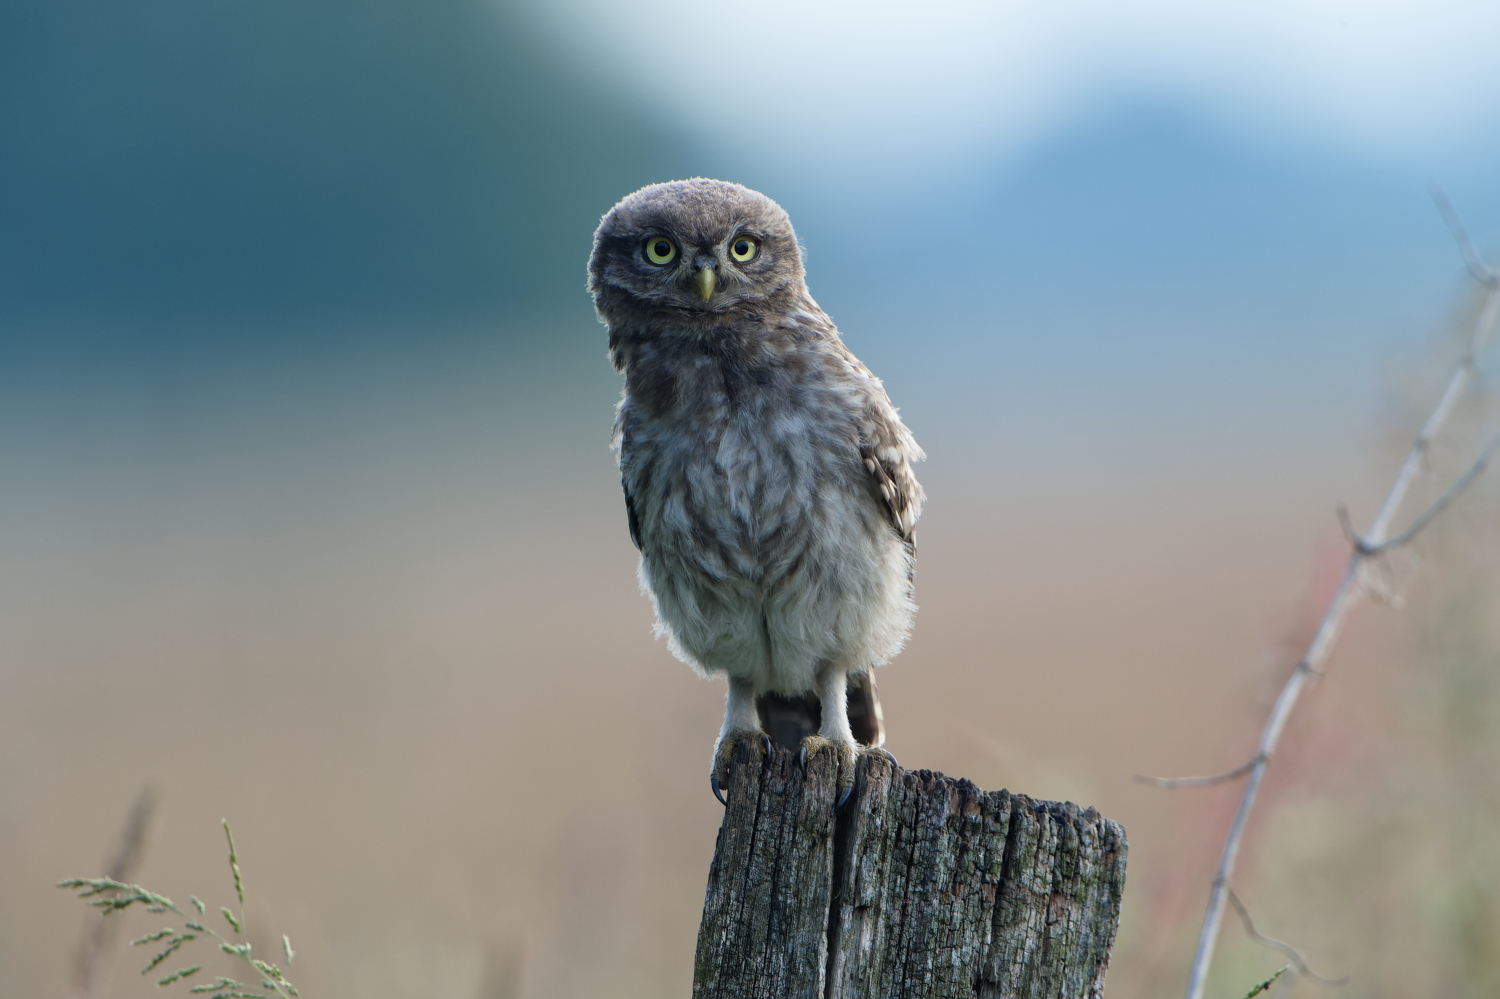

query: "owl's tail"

left=756, top=673, right=885, bottom=750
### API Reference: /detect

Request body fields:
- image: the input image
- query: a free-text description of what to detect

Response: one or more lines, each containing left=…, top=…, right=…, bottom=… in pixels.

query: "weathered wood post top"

left=695, top=739, right=1127, bottom=999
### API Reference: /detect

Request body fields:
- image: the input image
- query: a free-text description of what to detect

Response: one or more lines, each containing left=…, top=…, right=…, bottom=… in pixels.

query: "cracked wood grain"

left=694, top=739, right=1126, bottom=999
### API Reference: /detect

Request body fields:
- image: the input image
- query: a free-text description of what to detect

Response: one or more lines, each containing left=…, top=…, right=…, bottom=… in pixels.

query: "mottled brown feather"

left=589, top=178, right=921, bottom=781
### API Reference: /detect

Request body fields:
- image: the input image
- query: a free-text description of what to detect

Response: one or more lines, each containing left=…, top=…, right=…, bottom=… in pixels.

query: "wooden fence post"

left=694, top=738, right=1127, bottom=999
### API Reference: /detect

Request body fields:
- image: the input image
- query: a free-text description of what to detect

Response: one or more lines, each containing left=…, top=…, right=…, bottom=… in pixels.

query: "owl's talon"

left=872, top=747, right=900, bottom=769
left=711, top=729, right=770, bottom=804
left=800, top=735, right=858, bottom=806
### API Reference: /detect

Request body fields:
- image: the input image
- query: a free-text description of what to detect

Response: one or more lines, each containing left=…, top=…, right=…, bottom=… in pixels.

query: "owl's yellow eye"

left=644, top=237, right=677, bottom=265
left=730, top=237, right=758, bottom=263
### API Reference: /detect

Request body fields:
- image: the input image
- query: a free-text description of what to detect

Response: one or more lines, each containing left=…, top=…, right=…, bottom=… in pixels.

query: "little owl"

left=588, top=179, right=924, bottom=806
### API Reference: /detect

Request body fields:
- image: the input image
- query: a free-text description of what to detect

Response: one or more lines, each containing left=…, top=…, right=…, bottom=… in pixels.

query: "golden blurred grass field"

left=4, top=309, right=1498, bottom=999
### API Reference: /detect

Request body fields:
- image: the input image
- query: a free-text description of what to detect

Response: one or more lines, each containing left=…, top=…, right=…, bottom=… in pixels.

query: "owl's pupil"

left=653, top=241, right=667, bottom=254
left=736, top=242, right=748, bottom=254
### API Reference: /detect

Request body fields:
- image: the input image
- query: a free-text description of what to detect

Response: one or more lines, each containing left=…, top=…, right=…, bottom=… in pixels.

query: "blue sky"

left=529, top=0, right=1500, bottom=179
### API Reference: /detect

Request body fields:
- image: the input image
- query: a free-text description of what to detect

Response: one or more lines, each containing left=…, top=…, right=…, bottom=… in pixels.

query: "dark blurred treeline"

left=0, top=0, right=692, bottom=326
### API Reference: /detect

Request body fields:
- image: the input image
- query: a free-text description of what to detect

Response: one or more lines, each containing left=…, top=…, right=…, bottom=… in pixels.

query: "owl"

left=588, top=178, right=924, bottom=806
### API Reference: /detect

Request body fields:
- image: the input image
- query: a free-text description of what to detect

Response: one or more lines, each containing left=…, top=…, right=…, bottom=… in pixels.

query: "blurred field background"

left=4, top=1, right=1500, bottom=996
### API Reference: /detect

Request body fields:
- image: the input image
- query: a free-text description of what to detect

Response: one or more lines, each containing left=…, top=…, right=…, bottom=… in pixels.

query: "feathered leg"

left=710, top=677, right=769, bottom=805
left=794, top=664, right=854, bottom=807
left=802, top=665, right=899, bottom=807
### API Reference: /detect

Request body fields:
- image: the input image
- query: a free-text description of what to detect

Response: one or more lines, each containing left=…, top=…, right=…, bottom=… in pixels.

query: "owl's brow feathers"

left=590, top=180, right=801, bottom=304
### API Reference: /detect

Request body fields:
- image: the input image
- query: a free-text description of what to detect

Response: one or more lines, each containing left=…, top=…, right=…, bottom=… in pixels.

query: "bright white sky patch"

left=523, top=0, right=1500, bottom=176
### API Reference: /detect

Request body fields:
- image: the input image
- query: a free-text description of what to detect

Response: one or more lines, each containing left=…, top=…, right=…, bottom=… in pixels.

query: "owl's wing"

left=623, top=480, right=642, bottom=550
left=853, top=382, right=925, bottom=544
left=861, top=434, right=922, bottom=543
left=818, top=330, right=925, bottom=543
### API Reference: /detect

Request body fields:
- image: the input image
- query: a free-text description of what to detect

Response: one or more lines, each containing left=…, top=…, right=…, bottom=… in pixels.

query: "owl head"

left=588, top=179, right=806, bottom=324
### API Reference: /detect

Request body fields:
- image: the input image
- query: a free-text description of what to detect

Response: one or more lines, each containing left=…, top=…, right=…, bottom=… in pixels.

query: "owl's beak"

left=696, top=265, right=717, bottom=301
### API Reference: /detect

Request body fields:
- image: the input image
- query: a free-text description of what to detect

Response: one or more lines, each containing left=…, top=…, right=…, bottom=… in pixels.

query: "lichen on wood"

left=693, top=738, right=1126, bottom=999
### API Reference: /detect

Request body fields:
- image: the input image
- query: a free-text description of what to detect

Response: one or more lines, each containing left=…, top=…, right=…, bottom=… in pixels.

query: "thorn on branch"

left=1226, top=888, right=1349, bottom=987
left=1335, top=504, right=1374, bottom=555
left=1134, top=755, right=1261, bottom=789
left=1429, top=184, right=1499, bottom=289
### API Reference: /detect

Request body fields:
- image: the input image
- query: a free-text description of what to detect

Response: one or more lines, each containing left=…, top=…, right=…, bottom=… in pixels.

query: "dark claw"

left=711, top=776, right=726, bottom=806
left=760, top=732, right=772, bottom=755
left=798, top=745, right=807, bottom=768
left=874, top=747, right=900, bottom=769
left=837, top=786, right=852, bottom=809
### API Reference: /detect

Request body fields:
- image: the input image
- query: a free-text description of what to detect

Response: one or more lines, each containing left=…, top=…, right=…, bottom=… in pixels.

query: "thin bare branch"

left=1181, top=203, right=1500, bottom=999
left=1226, top=888, right=1348, bottom=987
left=1366, top=432, right=1500, bottom=553
left=1134, top=755, right=1260, bottom=788
left=1429, top=185, right=1499, bottom=288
